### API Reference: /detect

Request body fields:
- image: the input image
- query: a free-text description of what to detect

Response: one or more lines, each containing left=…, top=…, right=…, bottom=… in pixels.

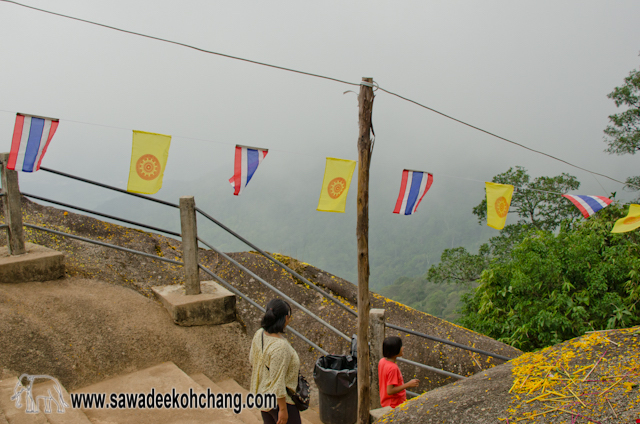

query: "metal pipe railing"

left=25, top=168, right=511, bottom=375
left=397, top=357, right=465, bottom=380
left=197, top=236, right=351, bottom=343
left=40, top=167, right=179, bottom=209
left=197, top=207, right=509, bottom=361
left=196, top=207, right=357, bottom=317
left=385, top=323, right=511, bottom=361
left=198, top=264, right=328, bottom=355
left=23, top=193, right=181, bottom=238
left=24, top=224, right=183, bottom=266
left=34, top=167, right=509, bottom=363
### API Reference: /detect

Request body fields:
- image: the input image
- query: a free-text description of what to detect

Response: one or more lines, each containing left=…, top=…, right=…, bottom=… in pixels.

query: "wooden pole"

left=357, top=77, right=374, bottom=424
left=179, top=196, right=201, bottom=295
left=0, top=152, right=25, bottom=255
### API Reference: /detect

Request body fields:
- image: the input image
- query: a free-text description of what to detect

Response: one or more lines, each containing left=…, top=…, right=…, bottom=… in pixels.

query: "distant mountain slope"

left=84, top=168, right=495, bottom=290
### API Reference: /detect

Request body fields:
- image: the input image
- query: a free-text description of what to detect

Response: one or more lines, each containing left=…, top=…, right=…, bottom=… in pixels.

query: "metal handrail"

left=21, top=221, right=329, bottom=356
left=24, top=224, right=183, bottom=266
left=25, top=168, right=512, bottom=372
left=40, top=167, right=179, bottom=209
left=197, top=236, right=351, bottom=343
left=385, top=324, right=511, bottom=361
left=397, top=357, right=465, bottom=380
left=23, top=193, right=181, bottom=238
left=198, top=265, right=328, bottom=355
left=195, top=207, right=357, bottom=317
left=195, top=206, right=511, bottom=362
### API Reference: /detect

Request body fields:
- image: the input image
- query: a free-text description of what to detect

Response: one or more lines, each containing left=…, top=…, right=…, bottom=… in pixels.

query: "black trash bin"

left=313, top=354, right=357, bottom=424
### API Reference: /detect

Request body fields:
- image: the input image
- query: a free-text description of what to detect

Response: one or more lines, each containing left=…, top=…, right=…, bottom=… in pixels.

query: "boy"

left=378, top=336, right=419, bottom=408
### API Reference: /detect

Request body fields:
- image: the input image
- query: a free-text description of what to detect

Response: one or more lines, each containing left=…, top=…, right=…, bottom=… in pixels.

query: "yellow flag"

left=611, top=204, right=640, bottom=233
left=127, top=130, right=171, bottom=194
left=317, top=158, right=356, bottom=213
left=486, top=182, right=514, bottom=230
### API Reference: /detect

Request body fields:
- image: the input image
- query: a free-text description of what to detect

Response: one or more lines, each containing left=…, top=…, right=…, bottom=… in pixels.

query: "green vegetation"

left=460, top=203, right=640, bottom=351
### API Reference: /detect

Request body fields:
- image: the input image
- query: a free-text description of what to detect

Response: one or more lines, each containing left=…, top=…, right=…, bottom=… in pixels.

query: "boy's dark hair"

left=261, top=298, right=292, bottom=334
left=383, top=336, right=403, bottom=358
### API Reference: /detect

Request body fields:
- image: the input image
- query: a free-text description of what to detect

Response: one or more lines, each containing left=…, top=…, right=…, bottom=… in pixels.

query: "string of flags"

left=6, top=112, right=640, bottom=233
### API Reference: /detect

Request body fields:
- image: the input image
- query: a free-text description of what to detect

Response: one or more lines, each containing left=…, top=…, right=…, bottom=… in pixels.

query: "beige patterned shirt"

left=249, top=328, right=300, bottom=410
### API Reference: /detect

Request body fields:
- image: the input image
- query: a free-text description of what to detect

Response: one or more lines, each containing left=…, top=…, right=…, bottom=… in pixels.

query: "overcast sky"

left=1, top=0, right=640, bottom=223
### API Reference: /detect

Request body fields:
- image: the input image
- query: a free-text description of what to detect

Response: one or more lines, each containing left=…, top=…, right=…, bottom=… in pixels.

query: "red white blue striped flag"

left=229, top=145, right=268, bottom=196
left=393, top=170, right=434, bottom=215
left=8, top=113, right=59, bottom=172
left=562, top=194, right=612, bottom=218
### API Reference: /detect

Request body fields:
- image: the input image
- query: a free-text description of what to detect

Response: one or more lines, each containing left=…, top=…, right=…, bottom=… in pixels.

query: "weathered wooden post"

left=357, top=77, right=375, bottom=424
left=369, top=308, right=386, bottom=410
left=0, top=152, right=25, bottom=255
left=179, top=196, right=200, bottom=295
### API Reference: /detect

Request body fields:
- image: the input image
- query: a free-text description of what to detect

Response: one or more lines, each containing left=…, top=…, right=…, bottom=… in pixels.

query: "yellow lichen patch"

left=506, top=327, right=640, bottom=423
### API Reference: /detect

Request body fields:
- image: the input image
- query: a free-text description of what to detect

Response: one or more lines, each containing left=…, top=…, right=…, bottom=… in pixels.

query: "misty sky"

left=1, top=1, right=640, bottom=269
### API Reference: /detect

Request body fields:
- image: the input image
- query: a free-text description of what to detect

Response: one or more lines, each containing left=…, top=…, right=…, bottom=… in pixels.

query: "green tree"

left=459, top=203, right=640, bottom=351
left=428, top=167, right=581, bottom=286
left=604, top=63, right=640, bottom=192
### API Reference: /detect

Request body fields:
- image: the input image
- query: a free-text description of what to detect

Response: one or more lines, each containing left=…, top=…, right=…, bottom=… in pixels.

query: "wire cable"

left=376, top=86, right=640, bottom=190
left=0, top=0, right=360, bottom=88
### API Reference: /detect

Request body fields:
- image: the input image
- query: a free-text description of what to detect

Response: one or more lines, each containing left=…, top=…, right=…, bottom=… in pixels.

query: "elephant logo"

left=10, top=374, right=69, bottom=414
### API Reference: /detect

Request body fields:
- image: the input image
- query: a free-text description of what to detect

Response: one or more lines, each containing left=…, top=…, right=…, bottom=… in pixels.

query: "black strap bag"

left=262, top=331, right=310, bottom=411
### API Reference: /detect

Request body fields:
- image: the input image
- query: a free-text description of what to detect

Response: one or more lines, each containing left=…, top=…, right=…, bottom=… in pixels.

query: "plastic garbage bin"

left=313, top=354, right=357, bottom=424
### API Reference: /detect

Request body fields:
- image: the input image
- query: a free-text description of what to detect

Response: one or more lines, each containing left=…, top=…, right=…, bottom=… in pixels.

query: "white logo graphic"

left=10, top=374, right=69, bottom=414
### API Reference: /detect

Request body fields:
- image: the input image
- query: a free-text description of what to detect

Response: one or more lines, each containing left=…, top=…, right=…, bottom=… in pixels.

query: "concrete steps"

left=71, top=362, right=242, bottom=424
left=0, top=376, right=74, bottom=424
left=215, top=377, right=320, bottom=424
left=2, top=362, right=324, bottom=424
left=190, top=374, right=260, bottom=424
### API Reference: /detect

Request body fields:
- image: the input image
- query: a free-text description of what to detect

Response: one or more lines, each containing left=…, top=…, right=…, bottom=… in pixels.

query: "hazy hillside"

left=85, top=165, right=495, bottom=291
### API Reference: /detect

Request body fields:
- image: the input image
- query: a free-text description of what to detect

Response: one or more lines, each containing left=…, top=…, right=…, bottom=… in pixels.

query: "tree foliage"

left=604, top=64, right=640, bottom=192
left=428, top=167, right=581, bottom=286
left=472, top=166, right=581, bottom=231
left=459, top=203, right=640, bottom=351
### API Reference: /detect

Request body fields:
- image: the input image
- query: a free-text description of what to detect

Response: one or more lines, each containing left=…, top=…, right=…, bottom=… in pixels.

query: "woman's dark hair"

left=261, top=299, right=292, bottom=334
left=382, top=336, right=403, bottom=358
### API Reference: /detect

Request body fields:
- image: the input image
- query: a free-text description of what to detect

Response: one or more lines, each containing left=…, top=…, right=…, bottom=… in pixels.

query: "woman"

left=250, top=299, right=301, bottom=424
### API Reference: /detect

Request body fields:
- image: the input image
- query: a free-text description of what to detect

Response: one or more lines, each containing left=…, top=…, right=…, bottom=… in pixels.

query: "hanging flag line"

left=3, top=111, right=629, bottom=232
left=0, top=108, right=623, bottom=199
left=0, top=0, right=636, bottom=190
left=0, top=109, right=323, bottom=160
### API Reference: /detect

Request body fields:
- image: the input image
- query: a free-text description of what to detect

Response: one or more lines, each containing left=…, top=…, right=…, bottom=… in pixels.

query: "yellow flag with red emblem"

left=127, top=130, right=171, bottom=194
left=486, top=182, right=514, bottom=230
left=317, top=157, right=356, bottom=213
left=611, top=204, right=640, bottom=233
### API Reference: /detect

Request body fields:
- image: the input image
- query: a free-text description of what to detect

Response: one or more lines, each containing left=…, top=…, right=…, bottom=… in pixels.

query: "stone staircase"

left=0, top=362, right=322, bottom=424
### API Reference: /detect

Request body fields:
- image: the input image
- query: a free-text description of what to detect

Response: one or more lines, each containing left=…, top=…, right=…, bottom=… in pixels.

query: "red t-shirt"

left=378, top=358, right=406, bottom=408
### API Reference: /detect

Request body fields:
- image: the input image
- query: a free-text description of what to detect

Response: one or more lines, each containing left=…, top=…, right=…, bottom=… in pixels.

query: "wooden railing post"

left=0, top=152, right=25, bottom=255
left=179, top=196, right=200, bottom=295
left=369, top=308, right=385, bottom=410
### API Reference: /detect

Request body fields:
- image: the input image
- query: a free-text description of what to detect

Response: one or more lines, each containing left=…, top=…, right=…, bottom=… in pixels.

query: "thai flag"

left=393, top=170, right=434, bottom=215
left=8, top=114, right=59, bottom=172
left=562, top=194, right=612, bottom=219
left=229, top=145, right=268, bottom=196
